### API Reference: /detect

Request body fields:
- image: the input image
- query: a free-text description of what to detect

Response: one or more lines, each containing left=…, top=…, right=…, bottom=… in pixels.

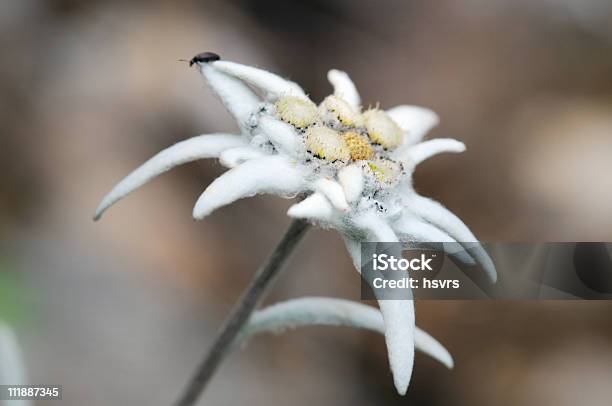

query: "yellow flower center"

left=343, top=131, right=374, bottom=161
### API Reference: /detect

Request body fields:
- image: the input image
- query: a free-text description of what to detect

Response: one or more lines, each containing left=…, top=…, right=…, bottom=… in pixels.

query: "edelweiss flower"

left=94, top=52, right=496, bottom=394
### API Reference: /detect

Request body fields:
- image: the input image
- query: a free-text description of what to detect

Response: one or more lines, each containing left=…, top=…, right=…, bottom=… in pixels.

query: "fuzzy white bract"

left=236, top=297, right=454, bottom=370
left=94, top=54, right=496, bottom=395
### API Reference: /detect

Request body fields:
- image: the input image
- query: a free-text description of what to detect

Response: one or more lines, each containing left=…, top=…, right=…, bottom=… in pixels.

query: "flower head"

left=94, top=53, right=496, bottom=394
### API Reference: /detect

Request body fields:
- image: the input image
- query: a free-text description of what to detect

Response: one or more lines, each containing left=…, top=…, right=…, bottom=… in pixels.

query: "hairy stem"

left=174, top=219, right=310, bottom=406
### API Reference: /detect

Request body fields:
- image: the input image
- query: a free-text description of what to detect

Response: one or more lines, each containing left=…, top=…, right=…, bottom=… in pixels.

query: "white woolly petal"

left=192, top=156, right=306, bottom=220
left=414, top=328, right=454, bottom=369
left=378, top=299, right=415, bottom=395
left=219, top=146, right=266, bottom=168
left=343, top=236, right=414, bottom=395
left=394, top=138, right=466, bottom=167
left=212, top=61, right=306, bottom=100
left=200, top=64, right=261, bottom=129
left=257, top=116, right=300, bottom=155
left=0, top=322, right=31, bottom=406
left=327, top=69, right=361, bottom=109
left=312, top=178, right=349, bottom=212
left=386, top=105, right=439, bottom=145
left=287, top=192, right=333, bottom=221
left=393, top=213, right=476, bottom=267
left=406, top=195, right=497, bottom=283
left=337, top=164, right=364, bottom=203
left=94, top=134, right=246, bottom=220
left=238, top=297, right=453, bottom=369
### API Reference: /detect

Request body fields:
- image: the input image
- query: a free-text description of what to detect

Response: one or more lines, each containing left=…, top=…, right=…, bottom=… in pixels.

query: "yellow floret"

left=343, top=131, right=374, bottom=161
left=275, top=96, right=319, bottom=128
left=362, top=109, right=403, bottom=149
left=319, top=95, right=361, bottom=126
left=305, top=125, right=350, bottom=162
left=367, top=158, right=402, bottom=183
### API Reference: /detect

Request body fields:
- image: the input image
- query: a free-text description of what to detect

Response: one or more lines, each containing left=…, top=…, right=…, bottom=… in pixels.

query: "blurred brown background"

left=1, top=0, right=612, bottom=405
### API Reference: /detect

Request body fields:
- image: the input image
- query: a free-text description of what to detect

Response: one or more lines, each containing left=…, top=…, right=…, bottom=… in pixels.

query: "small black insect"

left=181, top=51, right=221, bottom=67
